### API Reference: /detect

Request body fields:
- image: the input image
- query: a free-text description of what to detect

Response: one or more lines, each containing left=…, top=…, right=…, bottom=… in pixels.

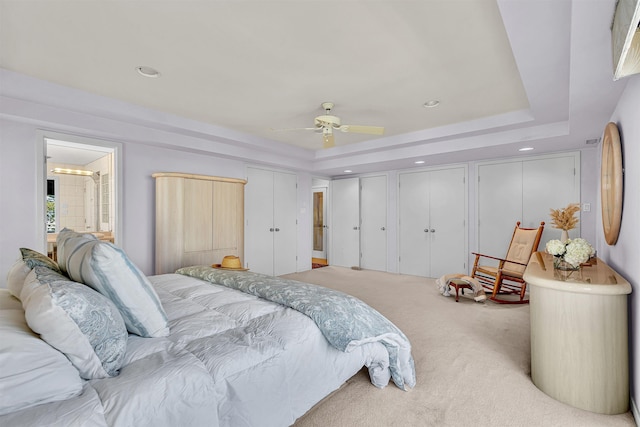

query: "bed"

left=0, top=230, right=415, bottom=427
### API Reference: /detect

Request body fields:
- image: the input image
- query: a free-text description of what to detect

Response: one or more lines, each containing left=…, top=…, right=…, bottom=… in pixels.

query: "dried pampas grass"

left=549, top=203, right=580, bottom=230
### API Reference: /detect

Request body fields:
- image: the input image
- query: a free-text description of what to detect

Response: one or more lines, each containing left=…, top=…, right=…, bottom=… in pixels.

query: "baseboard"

left=632, top=396, right=639, bottom=426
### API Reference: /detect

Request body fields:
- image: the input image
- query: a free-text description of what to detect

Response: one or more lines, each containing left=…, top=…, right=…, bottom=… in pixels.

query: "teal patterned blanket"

left=175, top=266, right=416, bottom=390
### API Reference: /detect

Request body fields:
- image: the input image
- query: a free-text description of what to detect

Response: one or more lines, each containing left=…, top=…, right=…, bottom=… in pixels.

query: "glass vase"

left=553, top=257, right=580, bottom=271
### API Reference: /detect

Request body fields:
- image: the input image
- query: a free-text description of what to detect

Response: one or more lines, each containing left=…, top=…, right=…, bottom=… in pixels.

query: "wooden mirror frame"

left=601, top=122, right=623, bottom=245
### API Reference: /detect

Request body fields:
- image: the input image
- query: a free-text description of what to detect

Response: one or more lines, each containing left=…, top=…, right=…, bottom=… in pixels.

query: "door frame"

left=312, top=186, right=328, bottom=260
left=36, top=130, right=122, bottom=254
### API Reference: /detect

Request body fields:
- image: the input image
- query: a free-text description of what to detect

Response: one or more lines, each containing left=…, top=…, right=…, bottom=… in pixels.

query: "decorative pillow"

left=6, top=258, right=31, bottom=299
left=21, top=267, right=128, bottom=379
left=19, top=247, right=62, bottom=273
left=60, top=235, right=169, bottom=338
left=6, top=249, right=64, bottom=300
left=0, top=290, right=83, bottom=415
left=56, top=228, right=97, bottom=275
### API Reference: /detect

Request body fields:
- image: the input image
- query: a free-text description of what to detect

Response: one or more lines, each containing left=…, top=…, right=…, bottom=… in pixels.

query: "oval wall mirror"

left=601, top=122, right=623, bottom=245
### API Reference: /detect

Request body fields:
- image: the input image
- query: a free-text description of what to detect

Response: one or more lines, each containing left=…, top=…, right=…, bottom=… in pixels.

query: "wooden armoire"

left=153, top=172, right=246, bottom=275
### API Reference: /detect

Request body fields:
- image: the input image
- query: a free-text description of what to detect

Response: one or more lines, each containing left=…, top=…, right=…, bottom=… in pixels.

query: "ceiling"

left=0, top=0, right=632, bottom=175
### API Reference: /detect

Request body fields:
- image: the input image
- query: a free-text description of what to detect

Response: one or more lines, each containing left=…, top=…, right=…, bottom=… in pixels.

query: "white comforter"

left=2, top=274, right=390, bottom=427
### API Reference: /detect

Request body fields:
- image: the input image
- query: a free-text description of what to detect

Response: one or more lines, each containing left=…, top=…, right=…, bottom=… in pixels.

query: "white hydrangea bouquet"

left=545, top=238, right=595, bottom=270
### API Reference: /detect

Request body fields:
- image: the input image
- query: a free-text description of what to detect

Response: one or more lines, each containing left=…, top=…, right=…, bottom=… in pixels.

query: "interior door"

left=245, top=168, right=275, bottom=275
left=477, top=161, right=523, bottom=260
left=360, top=175, right=387, bottom=271
left=331, top=178, right=360, bottom=268
left=428, top=168, right=466, bottom=278
left=398, top=171, right=430, bottom=276
left=312, top=187, right=327, bottom=260
left=273, top=171, right=297, bottom=276
left=522, top=155, right=579, bottom=245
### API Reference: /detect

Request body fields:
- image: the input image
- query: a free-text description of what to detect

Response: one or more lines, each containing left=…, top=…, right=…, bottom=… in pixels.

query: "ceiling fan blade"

left=270, top=126, right=321, bottom=132
left=338, top=125, right=385, bottom=135
left=323, top=133, right=335, bottom=148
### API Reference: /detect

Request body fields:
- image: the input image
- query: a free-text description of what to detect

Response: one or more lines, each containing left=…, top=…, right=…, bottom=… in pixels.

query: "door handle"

left=430, top=229, right=436, bottom=233
left=380, top=227, right=386, bottom=231
left=424, top=229, right=430, bottom=232
left=269, top=228, right=274, bottom=232
left=275, top=228, right=280, bottom=232
left=353, top=226, right=359, bottom=230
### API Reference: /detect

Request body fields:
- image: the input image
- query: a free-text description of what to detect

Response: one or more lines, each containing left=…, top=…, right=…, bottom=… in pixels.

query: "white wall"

left=599, top=74, right=640, bottom=417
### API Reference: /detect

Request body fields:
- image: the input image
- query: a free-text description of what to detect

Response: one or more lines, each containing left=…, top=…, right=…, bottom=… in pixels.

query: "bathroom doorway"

left=36, top=131, right=122, bottom=257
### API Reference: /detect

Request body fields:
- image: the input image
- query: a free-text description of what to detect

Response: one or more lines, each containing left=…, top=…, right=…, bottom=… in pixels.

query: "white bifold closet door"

left=398, top=167, right=466, bottom=278
left=477, top=153, right=580, bottom=262
left=245, top=167, right=297, bottom=276
left=360, top=175, right=387, bottom=271
left=330, top=178, right=360, bottom=268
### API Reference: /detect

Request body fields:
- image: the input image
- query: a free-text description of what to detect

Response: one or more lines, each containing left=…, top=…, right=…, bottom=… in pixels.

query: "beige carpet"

left=282, top=266, right=636, bottom=427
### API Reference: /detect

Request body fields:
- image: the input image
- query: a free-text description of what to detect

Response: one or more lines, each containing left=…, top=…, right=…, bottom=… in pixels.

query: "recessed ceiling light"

left=423, top=100, right=440, bottom=108
left=136, top=66, right=161, bottom=78
left=344, top=170, right=352, bottom=173
left=519, top=147, right=534, bottom=152
left=415, top=160, right=425, bottom=164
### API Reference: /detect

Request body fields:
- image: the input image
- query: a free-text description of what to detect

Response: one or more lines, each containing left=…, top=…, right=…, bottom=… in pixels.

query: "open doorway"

left=312, top=178, right=329, bottom=268
left=36, top=131, right=122, bottom=259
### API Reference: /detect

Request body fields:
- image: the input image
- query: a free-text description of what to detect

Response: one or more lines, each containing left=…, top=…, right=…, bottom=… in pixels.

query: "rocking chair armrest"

left=471, top=253, right=528, bottom=268
left=471, top=252, right=505, bottom=262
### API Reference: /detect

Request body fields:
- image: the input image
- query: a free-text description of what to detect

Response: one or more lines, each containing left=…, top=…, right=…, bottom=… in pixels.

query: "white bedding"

left=1, top=273, right=389, bottom=427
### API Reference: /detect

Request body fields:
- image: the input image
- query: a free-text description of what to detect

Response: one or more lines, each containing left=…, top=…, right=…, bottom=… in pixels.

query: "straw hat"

left=212, top=255, right=248, bottom=271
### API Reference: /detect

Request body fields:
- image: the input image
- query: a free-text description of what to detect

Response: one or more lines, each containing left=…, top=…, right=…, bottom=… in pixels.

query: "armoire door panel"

left=183, top=179, right=214, bottom=253
left=155, top=177, right=185, bottom=274
left=213, top=181, right=242, bottom=251
left=331, top=178, right=360, bottom=268
left=398, top=171, right=430, bottom=277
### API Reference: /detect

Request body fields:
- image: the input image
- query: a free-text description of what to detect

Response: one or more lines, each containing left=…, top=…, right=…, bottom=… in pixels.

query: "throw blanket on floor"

left=436, top=273, right=486, bottom=302
left=176, top=266, right=416, bottom=391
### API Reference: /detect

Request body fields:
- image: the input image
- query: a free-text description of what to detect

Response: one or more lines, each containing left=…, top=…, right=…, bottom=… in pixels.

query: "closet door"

left=398, top=171, right=430, bottom=277
left=477, top=153, right=580, bottom=262
left=331, top=178, right=360, bottom=268
left=428, top=167, right=466, bottom=278
left=245, top=168, right=275, bottom=275
left=360, top=175, right=387, bottom=271
left=273, top=171, right=297, bottom=276
left=522, top=155, right=578, bottom=245
left=399, top=168, right=467, bottom=278
left=477, top=161, right=523, bottom=258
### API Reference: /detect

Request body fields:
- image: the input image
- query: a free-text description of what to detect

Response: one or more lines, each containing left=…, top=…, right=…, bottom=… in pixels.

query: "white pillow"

left=56, top=228, right=97, bottom=275
left=59, top=233, right=169, bottom=338
left=6, top=258, right=30, bottom=299
left=21, top=267, right=128, bottom=379
left=0, top=290, right=83, bottom=415
left=7, top=248, right=64, bottom=299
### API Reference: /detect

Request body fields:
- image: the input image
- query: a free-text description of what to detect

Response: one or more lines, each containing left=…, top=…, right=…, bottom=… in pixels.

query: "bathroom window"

left=46, top=179, right=56, bottom=233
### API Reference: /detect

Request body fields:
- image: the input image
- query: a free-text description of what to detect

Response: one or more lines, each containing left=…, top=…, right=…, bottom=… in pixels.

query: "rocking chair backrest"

left=503, top=222, right=545, bottom=276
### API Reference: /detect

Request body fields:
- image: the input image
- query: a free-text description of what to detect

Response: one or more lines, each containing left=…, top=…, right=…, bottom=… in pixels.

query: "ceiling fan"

left=276, top=102, right=385, bottom=148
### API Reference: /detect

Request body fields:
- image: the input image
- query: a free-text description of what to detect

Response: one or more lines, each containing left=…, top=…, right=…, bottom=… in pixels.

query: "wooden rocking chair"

left=470, top=221, right=545, bottom=304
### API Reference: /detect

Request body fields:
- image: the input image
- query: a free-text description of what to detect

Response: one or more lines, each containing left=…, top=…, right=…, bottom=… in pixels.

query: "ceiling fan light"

left=423, top=100, right=440, bottom=108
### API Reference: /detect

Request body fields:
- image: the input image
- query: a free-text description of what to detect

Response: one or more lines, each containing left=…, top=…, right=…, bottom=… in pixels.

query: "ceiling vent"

left=612, top=0, right=640, bottom=80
